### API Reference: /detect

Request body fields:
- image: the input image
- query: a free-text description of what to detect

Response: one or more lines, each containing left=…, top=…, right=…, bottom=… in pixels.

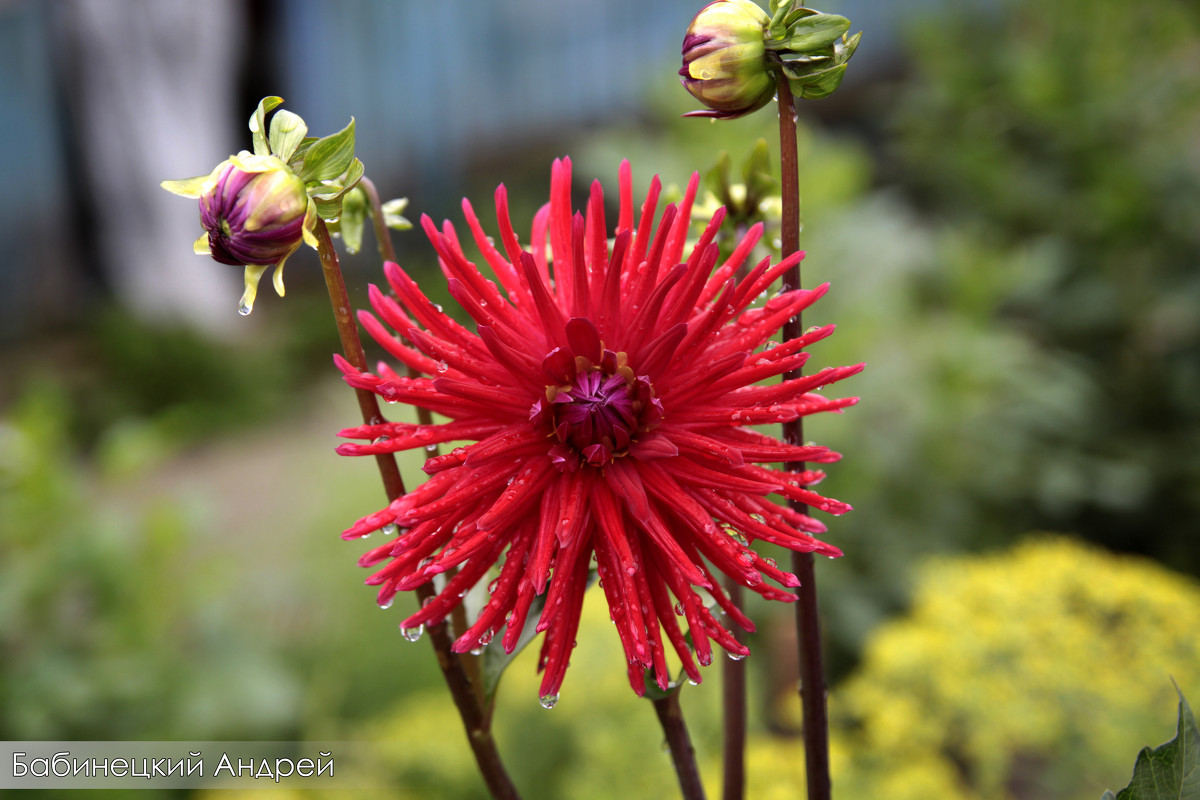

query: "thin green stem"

left=314, top=220, right=520, bottom=800
left=775, top=72, right=831, bottom=800
left=654, top=692, right=708, bottom=800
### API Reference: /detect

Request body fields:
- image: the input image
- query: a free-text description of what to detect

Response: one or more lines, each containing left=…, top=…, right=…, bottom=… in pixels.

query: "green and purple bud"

left=680, top=1, right=861, bottom=118
left=679, top=0, right=774, bottom=119
left=163, top=97, right=369, bottom=315
left=200, top=154, right=309, bottom=268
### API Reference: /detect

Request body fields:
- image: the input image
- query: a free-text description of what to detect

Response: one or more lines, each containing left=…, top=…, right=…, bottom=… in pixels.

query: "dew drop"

left=237, top=302, right=253, bottom=317
left=687, top=679, right=700, bottom=686
left=401, top=625, right=425, bottom=642
left=436, top=361, right=449, bottom=373
left=424, top=443, right=438, bottom=453
left=538, top=693, right=560, bottom=710
left=727, top=651, right=748, bottom=661
left=378, top=598, right=393, bottom=610
left=433, top=303, right=444, bottom=312
left=373, top=435, right=391, bottom=445
left=382, top=523, right=399, bottom=536
left=470, top=645, right=485, bottom=656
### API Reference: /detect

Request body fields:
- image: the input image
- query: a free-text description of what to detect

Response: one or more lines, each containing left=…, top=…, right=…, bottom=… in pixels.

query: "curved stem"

left=654, top=692, right=708, bottom=800
left=359, top=176, right=397, bottom=264
left=775, top=73, right=831, bottom=800
left=314, top=220, right=520, bottom=800
left=721, top=577, right=746, bottom=800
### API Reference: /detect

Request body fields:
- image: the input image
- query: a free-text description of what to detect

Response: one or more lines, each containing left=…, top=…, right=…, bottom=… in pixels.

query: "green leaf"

left=338, top=186, right=367, bottom=254
left=703, top=151, right=733, bottom=205
left=298, top=118, right=357, bottom=182
left=783, top=14, right=851, bottom=53
left=789, top=62, right=849, bottom=99
left=481, top=594, right=547, bottom=705
left=307, top=158, right=364, bottom=221
left=287, top=136, right=318, bottom=170
left=1107, top=688, right=1200, bottom=800
left=249, top=96, right=284, bottom=157
left=267, top=109, right=307, bottom=162
left=742, top=138, right=775, bottom=195
left=380, top=197, right=413, bottom=231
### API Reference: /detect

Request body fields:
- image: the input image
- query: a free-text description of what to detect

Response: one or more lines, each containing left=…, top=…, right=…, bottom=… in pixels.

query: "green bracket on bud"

left=162, top=97, right=369, bottom=315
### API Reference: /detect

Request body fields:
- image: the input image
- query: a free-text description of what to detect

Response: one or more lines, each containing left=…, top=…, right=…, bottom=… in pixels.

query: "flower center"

left=534, top=357, right=662, bottom=471
left=554, top=370, right=638, bottom=460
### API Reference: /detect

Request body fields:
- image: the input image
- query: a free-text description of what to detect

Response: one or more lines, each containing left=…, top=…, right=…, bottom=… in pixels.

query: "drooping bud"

left=162, top=97, right=368, bottom=314
left=680, top=0, right=774, bottom=119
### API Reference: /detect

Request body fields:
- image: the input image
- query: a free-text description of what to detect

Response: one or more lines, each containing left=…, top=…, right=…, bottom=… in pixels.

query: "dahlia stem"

left=653, top=692, right=708, bottom=800
left=775, top=72, right=832, bottom=800
left=314, top=220, right=520, bottom=800
left=359, top=177, right=486, bottom=708
left=722, top=576, right=747, bottom=800
left=360, top=176, right=397, bottom=264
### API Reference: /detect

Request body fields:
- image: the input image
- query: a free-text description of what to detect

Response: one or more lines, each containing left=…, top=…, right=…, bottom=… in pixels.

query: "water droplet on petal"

left=538, top=693, right=559, bottom=710
left=382, top=523, right=399, bottom=536
left=379, top=598, right=393, bottom=610
left=436, top=361, right=449, bottom=373
left=237, top=302, right=253, bottom=316
left=727, top=651, right=748, bottom=661
left=401, top=625, right=425, bottom=642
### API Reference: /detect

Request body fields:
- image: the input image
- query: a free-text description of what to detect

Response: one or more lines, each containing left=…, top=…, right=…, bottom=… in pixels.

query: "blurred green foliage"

left=0, top=382, right=300, bottom=742
left=887, top=0, right=1200, bottom=567
left=832, top=537, right=1200, bottom=800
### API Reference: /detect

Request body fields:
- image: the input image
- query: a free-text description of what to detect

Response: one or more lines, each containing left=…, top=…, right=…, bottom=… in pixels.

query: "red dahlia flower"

left=336, top=158, right=860, bottom=703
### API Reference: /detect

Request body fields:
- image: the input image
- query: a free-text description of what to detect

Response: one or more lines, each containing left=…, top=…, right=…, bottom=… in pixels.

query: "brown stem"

left=314, top=220, right=520, bottom=800
left=653, top=692, right=708, bottom=800
left=722, top=577, right=746, bottom=800
left=775, top=72, right=831, bottom=800
left=358, top=178, right=487, bottom=712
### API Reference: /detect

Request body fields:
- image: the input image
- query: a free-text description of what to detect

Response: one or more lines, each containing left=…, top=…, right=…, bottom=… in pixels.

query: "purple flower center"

left=553, top=370, right=638, bottom=459
left=535, top=363, right=662, bottom=470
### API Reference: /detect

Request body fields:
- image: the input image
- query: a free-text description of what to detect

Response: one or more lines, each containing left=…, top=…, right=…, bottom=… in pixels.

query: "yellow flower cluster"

left=832, top=535, right=1200, bottom=800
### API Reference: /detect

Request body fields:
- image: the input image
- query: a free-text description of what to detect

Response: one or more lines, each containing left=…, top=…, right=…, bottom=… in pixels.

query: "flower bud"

left=680, top=0, right=774, bottom=119
left=200, top=154, right=308, bottom=267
